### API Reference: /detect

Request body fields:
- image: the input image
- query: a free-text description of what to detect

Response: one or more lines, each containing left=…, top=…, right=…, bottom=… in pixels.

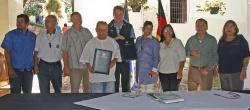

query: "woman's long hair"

left=220, top=20, right=239, bottom=41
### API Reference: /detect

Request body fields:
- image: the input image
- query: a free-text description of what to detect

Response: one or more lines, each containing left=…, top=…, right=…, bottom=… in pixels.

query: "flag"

left=124, top=0, right=137, bottom=90
left=156, top=0, right=167, bottom=41
left=124, top=0, right=129, bottom=22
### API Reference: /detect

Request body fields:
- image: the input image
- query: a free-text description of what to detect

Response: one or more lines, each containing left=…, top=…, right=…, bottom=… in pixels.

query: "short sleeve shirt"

left=1, top=29, right=36, bottom=70
left=35, top=31, right=62, bottom=62
left=218, top=35, right=250, bottom=73
left=62, top=27, right=93, bottom=69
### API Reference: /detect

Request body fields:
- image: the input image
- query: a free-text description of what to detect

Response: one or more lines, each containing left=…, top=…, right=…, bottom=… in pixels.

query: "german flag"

left=156, top=0, right=167, bottom=41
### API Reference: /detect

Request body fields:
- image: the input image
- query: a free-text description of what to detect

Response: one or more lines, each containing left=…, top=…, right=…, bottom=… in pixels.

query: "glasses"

left=163, top=29, right=172, bottom=33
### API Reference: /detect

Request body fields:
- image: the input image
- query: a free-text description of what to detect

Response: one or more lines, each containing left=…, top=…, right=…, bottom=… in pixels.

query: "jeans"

left=115, top=61, right=130, bottom=92
left=10, top=69, right=33, bottom=94
left=90, top=81, right=115, bottom=93
left=159, top=72, right=181, bottom=91
left=38, top=60, right=62, bottom=93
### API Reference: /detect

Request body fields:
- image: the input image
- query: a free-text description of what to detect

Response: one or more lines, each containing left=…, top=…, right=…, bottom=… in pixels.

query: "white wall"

left=244, top=0, right=250, bottom=89
left=0, top=0, right=23, bottom=53
left=8, top=0, right=23, bottom=30
left=165, top=0, right=248, bottom=44
left=74, top=0, right=124, bottom=36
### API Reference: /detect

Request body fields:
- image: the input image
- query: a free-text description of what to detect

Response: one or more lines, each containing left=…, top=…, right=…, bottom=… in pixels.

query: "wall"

left=166, top=0, right=247, bottom=44
left=0, top=0, right=23, bottom=53
left=0, top=0, right=9, bottom=53
left=244, top=0, right=250, bottom=89
left=74, top=0, right=124, bottom=36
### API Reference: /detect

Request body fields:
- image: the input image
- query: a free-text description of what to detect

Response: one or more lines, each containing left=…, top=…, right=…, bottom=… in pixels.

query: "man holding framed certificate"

left=80, top=21, right=121, bottom=93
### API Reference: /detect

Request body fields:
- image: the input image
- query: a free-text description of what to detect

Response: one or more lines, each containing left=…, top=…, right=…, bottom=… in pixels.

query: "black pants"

left=115, top=61, right=130, bottom=92
left=159, top=72, right=181, bottom=92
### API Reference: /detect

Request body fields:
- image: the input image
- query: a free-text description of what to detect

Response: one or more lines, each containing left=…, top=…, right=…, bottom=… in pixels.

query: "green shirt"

left=185, top=33, right=218, bottom=68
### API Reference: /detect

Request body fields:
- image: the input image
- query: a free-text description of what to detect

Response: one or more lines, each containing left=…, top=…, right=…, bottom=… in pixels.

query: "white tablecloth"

left=74, top=91, right=250, bottom=110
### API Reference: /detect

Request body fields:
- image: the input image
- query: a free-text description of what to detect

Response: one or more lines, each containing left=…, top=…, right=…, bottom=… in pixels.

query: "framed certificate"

left=93, top=49, right=113, bottom=75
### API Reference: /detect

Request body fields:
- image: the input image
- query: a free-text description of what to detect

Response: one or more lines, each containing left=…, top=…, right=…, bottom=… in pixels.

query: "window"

left=170, top=0, right=187, bottom=23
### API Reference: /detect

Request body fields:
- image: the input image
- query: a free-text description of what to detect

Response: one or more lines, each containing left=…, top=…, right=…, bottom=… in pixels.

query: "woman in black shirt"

left=217, top=20, right=250, bottom=90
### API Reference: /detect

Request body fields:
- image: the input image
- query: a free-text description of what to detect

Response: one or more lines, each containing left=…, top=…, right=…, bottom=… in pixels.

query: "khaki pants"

left=70, top=68, right=89, bottom=93
left=188, top=67, right=213, bottom=91
left=139, top=83, right=159, bottom=93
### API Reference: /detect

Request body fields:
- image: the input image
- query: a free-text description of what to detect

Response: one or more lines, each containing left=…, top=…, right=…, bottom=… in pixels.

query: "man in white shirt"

left=80, top=21, right=121, bottom=93
left=34, top=15, right=62, bottom=93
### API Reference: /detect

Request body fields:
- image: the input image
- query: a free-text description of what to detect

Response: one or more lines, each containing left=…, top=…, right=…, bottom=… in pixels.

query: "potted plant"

left=196, top=0, right=226, bottom=15
left=46, top=0, right=62, bottom=18
left=128, top=0, right=147, bottom=12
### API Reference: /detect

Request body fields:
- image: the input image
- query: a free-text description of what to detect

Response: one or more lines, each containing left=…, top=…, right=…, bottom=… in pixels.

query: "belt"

left=191, top=66, right=205, bottom=69
left=40, top=59, right=61, bottom=65
left=14, top=68, right=32, bottom=72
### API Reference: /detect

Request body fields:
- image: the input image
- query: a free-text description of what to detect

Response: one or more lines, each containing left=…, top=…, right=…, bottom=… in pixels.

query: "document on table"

left=74, top=91, right=250, bottom=110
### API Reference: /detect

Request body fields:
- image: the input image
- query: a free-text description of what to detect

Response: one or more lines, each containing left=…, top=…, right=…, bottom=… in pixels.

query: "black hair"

left=17, top=14, right=30, bottom=23
left=64, top=23, right=67, bottom=27
left=143, top=21, right=153, bottom=30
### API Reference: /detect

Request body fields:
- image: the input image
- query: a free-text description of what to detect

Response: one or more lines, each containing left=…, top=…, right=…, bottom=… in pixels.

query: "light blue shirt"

left=136, top=35, right=160, bottom=84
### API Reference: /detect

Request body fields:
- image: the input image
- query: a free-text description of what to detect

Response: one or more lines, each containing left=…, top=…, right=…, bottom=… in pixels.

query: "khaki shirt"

left=62, top=27, right=93, bottom=69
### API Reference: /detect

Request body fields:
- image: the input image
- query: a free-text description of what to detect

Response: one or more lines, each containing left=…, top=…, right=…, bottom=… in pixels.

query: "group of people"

left=1, top=6, right=249, bottom=94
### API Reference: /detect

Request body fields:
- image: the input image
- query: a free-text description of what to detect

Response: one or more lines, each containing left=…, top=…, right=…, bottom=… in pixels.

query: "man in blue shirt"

left=136, top=21, right=160, bottom=93
left=1, top=14, right=36, bottom=94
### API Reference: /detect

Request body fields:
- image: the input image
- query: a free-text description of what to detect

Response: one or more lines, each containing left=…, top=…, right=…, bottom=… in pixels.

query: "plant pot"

left=210, top=7, right=220, bottom=14
left=131, top=5, right=141, bottom=12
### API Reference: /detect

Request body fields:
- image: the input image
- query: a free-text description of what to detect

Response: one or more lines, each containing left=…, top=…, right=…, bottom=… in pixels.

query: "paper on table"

left=74, top=91, right=250, bottom=110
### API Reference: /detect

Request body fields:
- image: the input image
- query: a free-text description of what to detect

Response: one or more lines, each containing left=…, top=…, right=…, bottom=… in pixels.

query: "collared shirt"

left=185, top=33, right=218, bottom=68
left=113, top=21, right=136, bottom=39
left=136, top=35, right=160, bottom=85
left=62, top=27, right=93, bottom=69
left=159, top=38, right=186, bottom=74
left=79, top=37, right=121, bottom=83
left=1, top=28, right=36, bottom=70
left=35, top=30, right=62, bottom=62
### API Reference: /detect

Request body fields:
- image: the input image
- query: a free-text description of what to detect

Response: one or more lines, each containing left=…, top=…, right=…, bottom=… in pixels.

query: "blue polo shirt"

left=1, top=28, right=36, bottom=70
left=218, top=34, right=250, bottom=73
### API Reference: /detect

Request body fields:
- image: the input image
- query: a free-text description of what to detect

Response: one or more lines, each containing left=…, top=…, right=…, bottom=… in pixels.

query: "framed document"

left=93, top=49, right=113, bottom=75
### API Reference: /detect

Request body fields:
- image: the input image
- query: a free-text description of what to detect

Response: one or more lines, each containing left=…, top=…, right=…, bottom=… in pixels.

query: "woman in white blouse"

left=158, top=24, right=186, bottom=91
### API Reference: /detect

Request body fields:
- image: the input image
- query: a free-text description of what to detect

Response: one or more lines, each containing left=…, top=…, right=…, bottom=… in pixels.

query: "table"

left=0, top=91, right=249, bottom=110
left=0, top=93, right=109, bottom=110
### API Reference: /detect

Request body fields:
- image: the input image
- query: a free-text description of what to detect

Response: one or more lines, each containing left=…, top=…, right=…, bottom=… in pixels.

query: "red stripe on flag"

left=156, top=0, right=167, bottom=41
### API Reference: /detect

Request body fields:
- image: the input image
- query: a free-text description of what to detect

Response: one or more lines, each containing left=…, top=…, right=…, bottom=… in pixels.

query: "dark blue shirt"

left=1, top=29, right=36, bottom=70
left=218, top=34, right=250, bottom=73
